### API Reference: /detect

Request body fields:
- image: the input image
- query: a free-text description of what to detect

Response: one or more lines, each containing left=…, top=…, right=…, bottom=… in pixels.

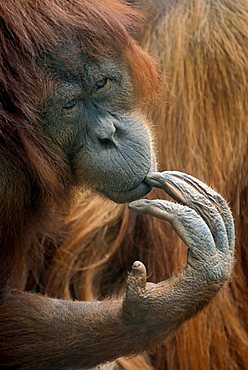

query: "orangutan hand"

left=125, top=171, right=235, bottom=333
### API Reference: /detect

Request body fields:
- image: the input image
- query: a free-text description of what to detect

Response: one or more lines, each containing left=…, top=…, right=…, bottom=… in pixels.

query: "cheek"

left=44, top=125, right=77, bottom=149
left=42, top=108, right=84, bottom=152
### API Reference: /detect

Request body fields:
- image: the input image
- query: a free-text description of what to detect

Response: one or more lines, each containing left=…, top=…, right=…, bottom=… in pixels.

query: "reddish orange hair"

left=42, top=1, right=248, bottom=369
left=0, top=0, right=158, bottom=200
left=0, top=0, right=158, bottom=290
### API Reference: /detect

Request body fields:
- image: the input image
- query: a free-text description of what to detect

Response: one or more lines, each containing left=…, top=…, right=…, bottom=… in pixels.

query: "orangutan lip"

left=118, top=178, right=147, bottom=193
left=105, top=178, right=152, bottom=204
left=119, top=155, right=157, bottom=195
left=116, top=166, right=154, bottom=195
left=114, top=178, right=151, bottom=195
left=104, top=157, right=156, bottom=203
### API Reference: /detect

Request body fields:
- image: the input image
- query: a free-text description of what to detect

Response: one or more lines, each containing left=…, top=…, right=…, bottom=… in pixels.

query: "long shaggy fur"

left=0, top=0, right=157, bottom=290
left=39, top=1, right=248, bottom=369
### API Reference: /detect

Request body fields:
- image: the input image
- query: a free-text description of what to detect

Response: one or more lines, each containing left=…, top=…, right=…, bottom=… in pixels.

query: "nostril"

left=98, top=136, right=117, bottom=147
left=99, top=138, right=111, bottom=145
left=94, top=119, right=118, bottom=146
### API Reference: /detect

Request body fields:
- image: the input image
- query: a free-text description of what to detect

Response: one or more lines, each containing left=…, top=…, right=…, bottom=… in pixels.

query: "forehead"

left=36, top=38, right=129, bottom=106
left=40, top=37, right=124, bottom=83
left=41, top=39, right=86, bottom=81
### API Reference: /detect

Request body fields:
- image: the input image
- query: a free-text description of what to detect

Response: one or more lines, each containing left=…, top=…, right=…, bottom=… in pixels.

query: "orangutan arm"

left=0, top=172, right=234, bottom=370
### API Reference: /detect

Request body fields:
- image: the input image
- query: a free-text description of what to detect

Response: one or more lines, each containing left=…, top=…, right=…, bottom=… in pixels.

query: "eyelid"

left=92, top=77, right=112, bottom=95
left=62, top=99, right=78, bottom=112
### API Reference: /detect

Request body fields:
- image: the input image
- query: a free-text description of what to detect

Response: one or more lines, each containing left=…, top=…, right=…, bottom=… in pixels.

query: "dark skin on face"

left=40, top=41, right=154, bottom=203
left=0, top=29, right=234, bottom=370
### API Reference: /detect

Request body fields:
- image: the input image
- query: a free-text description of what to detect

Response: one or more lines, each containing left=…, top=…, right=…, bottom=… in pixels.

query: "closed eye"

left=63, top=99, right=78, bottom=113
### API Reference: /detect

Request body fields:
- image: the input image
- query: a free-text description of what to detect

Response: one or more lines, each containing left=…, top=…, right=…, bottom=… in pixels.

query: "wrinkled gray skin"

left=123, top=171, right=235, bottom=342
left=132, top=171, right=234, bottom=272
left=40, top=42, right=154, bottom=203
left=0, top=170, right=235, bottom=369
left=1, top=42, right=235, bottom=370
left=38, top=47, right=236, bottom=367
left=91, top=170, right=235, bottom=370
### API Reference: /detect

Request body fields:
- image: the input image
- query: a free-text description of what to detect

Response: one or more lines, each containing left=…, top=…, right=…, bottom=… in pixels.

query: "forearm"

left=0, top=172, right=235, bottom=370
left=1, top=292, right=119, bottom=369
left=0, top=291, right=152, bottom=370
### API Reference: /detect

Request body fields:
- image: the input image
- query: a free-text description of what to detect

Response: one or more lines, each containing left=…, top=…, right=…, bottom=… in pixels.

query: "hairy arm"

left=0, top=171, right=234, bottom=370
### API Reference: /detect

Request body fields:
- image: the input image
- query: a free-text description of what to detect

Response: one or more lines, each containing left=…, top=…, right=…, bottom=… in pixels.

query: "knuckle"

left=189, top=253, right=234, bottom=283
left=205, top=257, right=234, bottom=283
